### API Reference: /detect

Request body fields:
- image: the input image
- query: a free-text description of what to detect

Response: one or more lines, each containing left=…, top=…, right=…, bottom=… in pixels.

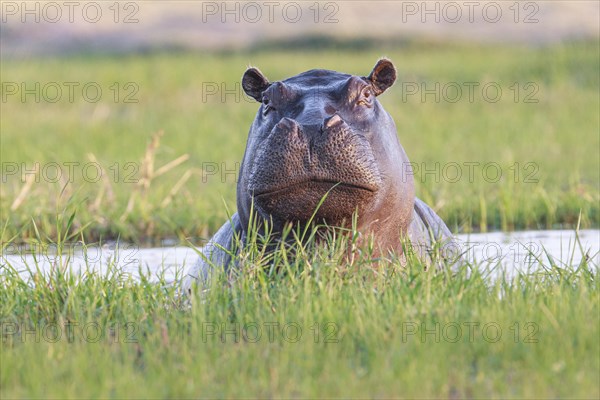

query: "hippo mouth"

left=251, top=178, right=378, bottom=224
left=253, top=178, right=378, bottom=197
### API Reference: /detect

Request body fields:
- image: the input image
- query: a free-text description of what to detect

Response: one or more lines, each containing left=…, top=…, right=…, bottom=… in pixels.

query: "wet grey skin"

left=183, top=59, right=458, bottom=291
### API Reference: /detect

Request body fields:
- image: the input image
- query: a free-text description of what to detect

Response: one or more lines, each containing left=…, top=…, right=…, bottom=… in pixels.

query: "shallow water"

left=454, top=229, right=599, bottom=280
left=1, top=230, right=598, bottom=284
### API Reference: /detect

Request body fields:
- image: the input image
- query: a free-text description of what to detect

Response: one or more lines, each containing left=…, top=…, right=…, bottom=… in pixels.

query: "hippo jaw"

left=247, top=116, right=382, bottom=226
left=252, top=180, right=378, bottom=226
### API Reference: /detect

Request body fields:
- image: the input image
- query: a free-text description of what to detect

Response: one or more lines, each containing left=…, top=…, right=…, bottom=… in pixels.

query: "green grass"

left=1, top=220, right=598, bottom=398
left=1, top=41, right=598, bottom=243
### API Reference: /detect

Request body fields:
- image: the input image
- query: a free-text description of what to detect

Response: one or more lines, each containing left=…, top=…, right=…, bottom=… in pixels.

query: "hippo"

left=183, top=59, right=457, bottom=291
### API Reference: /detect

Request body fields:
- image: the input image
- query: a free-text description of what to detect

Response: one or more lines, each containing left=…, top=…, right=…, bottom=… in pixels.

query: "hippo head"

left=237, top=59, right=415, bottom=249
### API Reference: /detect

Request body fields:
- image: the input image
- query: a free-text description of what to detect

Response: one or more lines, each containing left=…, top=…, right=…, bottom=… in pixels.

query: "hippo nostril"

left=274, top=117, right=303, bottom=141
left=276, top=117, right=297, bottom=131
left=275, top=118, right=302, bottom=137
left=324, top=114, right=343, bottom=129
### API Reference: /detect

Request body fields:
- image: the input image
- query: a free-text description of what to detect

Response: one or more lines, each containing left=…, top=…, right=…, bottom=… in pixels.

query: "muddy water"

left=1, top=230, right=598, bottom=284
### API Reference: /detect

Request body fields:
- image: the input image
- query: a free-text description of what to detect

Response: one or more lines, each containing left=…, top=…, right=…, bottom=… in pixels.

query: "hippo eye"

left=357, top=87, right=374, bottom=107
left=262, top=95, right=273, bottom=114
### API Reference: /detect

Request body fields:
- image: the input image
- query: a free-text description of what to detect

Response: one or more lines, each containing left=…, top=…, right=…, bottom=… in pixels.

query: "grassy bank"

left=1, top=41, right=598, bottom=244
left=1, top=224, right=598, bottom=398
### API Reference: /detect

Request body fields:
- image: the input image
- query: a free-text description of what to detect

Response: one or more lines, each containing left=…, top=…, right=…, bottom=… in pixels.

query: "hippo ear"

left=366, top=59, right=396, bottom=96
left=242, top=67, right=270, bottom=102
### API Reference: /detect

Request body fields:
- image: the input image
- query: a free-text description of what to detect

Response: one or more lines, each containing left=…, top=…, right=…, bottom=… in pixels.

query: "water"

left=454, top=229, right=599, bottom=280
left=1, top=230, right=598, bottom=284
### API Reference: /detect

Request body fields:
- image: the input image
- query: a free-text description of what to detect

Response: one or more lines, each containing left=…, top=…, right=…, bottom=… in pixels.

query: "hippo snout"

left=249, top=115, right=380, bottom=191
left=246, top=114, right=382, bottom=225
